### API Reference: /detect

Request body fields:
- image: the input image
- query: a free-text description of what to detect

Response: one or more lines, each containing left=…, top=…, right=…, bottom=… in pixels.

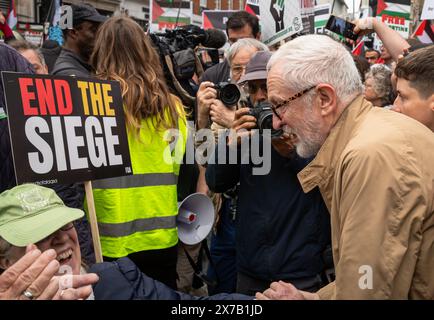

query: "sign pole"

left=84, top=181, right=103, bottom=263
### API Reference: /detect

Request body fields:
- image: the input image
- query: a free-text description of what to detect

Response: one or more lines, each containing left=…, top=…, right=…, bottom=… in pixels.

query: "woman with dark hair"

left=89, top=16, right=188, bottom=289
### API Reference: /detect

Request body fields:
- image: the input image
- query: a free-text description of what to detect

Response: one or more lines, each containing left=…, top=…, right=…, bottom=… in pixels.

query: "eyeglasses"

left=231, top=65, right=247, bottom=76
left=270, top=85, right=317, bottom=120
left=242, top=82, right=268, bottom=95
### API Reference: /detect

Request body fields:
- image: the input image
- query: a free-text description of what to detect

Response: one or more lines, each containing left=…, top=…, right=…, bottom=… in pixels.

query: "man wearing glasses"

left=192, top=38, right=268, bottom=295
left=256, top=35, right=434, bottom=300
left=205, top=51, right=332, bottom=296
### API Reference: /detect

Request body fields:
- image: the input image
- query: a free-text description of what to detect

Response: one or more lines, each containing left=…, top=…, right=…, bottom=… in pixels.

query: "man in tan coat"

left=255, top=35, right=434, bottom=299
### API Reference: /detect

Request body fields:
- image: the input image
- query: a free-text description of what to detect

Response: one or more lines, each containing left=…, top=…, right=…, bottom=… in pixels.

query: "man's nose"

left=253, top=93, right=267, bottom=105
left=272, top=113, right=283, bottom=130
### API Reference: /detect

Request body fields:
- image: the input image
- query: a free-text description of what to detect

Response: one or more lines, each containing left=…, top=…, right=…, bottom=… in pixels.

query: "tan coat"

left=298, top=96, right=434, bottom=299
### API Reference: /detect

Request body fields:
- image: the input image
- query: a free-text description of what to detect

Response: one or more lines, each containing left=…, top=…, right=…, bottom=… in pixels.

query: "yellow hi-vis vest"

left=88, top=110, right=188, bottom=258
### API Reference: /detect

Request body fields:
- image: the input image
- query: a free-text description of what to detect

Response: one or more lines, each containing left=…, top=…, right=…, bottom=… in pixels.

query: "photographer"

left=199, top=11, right=261, bottom=86
left=194, top=39, right=268, bottom=294
left=205, top=52, right=332, bottom=296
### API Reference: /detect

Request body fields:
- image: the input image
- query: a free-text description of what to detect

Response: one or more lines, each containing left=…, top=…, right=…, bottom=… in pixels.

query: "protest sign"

left=421, top=0, right=434, bottom=20
left=202, top=10, right=237, bottom=31
left=377, top=0, right=412, bottom=39
left=1, top=73, right=132, bottom=185
left=259, top=0, right=303, bottom=46
left=314, top=3, right=331, bottom=34
left=2, top=72, right=133, bottom=262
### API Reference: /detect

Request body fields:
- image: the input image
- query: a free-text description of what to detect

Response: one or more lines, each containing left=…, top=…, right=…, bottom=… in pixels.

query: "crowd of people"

left=0, top=4, right=433, bottom=300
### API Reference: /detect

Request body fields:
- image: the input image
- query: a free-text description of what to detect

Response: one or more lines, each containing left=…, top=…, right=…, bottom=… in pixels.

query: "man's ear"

left=429, top=93, right=434, bottom=112
left=66, top=28, right=78, bottom=41
left=255, top=32, right=261, bottom=41
left=316, top=84, right=337, bottom=117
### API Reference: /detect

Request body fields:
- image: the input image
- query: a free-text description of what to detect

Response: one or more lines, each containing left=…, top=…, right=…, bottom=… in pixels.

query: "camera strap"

left=183, top=239, right=219, bottom=289
left=164, top=54, right=196, bottom=107
left=194, top=48, right=204, bottom=79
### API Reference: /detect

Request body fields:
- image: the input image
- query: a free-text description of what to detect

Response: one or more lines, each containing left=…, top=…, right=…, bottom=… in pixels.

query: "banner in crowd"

left=314, top=3, right=331, bottom=34
left=421, top=0, right=434, bottom=20
left=376, top=0, right=412, bottom=39
left=300, top=0, right=315, bottom=35
left=202, top=10, right=237, bottom=31
left=46, top=0, right=63, bottom=45
left=150, top=0, right=192, bottom=32
left=6, top=0, right=17, bottom=30
left=259, top=0, right=303, bottom=46
left=412, top=19, right=434, bottom=44
left=245, top=0, right=260, bottom=17
left=1, top=73, right=132, bottom=185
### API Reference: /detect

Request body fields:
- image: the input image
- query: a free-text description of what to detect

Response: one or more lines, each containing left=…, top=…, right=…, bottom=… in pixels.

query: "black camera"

left=214, top=82, right=241, bottom=107
left=249, top=101, right=283, bottom=138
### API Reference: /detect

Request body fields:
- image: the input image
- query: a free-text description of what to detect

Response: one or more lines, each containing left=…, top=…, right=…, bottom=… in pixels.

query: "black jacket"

left=199, top=59, right=230, bottom=84
left=205, top=138, right=331, bottom=281
left=90, top=258, right=252, bottom=300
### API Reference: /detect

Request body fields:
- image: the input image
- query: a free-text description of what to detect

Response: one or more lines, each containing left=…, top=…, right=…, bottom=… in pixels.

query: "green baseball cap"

left=0, top=184, right=84, bottom=247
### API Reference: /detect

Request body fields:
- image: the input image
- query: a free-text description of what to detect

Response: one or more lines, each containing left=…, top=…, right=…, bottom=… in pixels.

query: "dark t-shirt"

left=51, top=48, right=92, bottom=77
left=199, top=59, right=230, bottom=85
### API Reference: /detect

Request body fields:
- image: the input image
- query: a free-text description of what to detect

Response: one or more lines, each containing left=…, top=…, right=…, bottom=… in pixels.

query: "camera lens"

left=254, top=103, right=283, bottom=138
left=219, top=83, right=241, bottom=107
left=257, top=110, right=273, bottom=130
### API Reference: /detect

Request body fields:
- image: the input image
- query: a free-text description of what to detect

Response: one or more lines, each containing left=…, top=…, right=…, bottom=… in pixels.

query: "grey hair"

left=227, top=38, right=269, bottom=66
left=365, top=64, right=393, bottom=105
left=267, top=35, right=363, bottom=106
left=36, top=48, right=47, bottom=67
left=8, top=39, right=46, bottom=67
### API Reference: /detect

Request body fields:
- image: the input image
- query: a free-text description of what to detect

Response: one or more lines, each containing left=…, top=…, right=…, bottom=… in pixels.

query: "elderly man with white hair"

left=256, top=35, right=434, bottom=300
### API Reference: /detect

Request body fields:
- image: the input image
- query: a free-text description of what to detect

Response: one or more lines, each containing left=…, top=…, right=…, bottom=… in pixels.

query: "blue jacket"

left=90, top=258, right=252, bottom=300
left=205, top=138, right=331, bottom=281
left=0, top=43, right=34, bottom=192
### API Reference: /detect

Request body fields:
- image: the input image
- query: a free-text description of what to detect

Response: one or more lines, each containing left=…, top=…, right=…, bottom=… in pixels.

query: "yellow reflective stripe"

left=98, top=215, right=177, bottom=238
left=92, top=185, right=178, bottom=223
left=100, top=228, right=179, bottom=258
left=92, top=173, right=178, bottom=189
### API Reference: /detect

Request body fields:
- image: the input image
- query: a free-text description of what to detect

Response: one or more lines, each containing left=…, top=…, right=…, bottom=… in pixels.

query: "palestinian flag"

left=377, top=0, right=410, bottom=18
left=202, top=10, right=236, bottom=30
left=245, top=0, right=260, bottom=17
left=352, top=38, right=365, bottom=56
left=412, top=20, right=434, bottom=44
left=7, top=0, right=17, bottom=30
left=152, top=0, right=165, bottom=23
left=376, top=0, right=388, bottom=15
left=376, top=0, right=411, bottom=39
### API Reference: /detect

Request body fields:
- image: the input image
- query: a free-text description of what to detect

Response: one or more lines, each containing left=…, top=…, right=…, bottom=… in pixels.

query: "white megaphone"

left=177, top=193, right=215, bottom=245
